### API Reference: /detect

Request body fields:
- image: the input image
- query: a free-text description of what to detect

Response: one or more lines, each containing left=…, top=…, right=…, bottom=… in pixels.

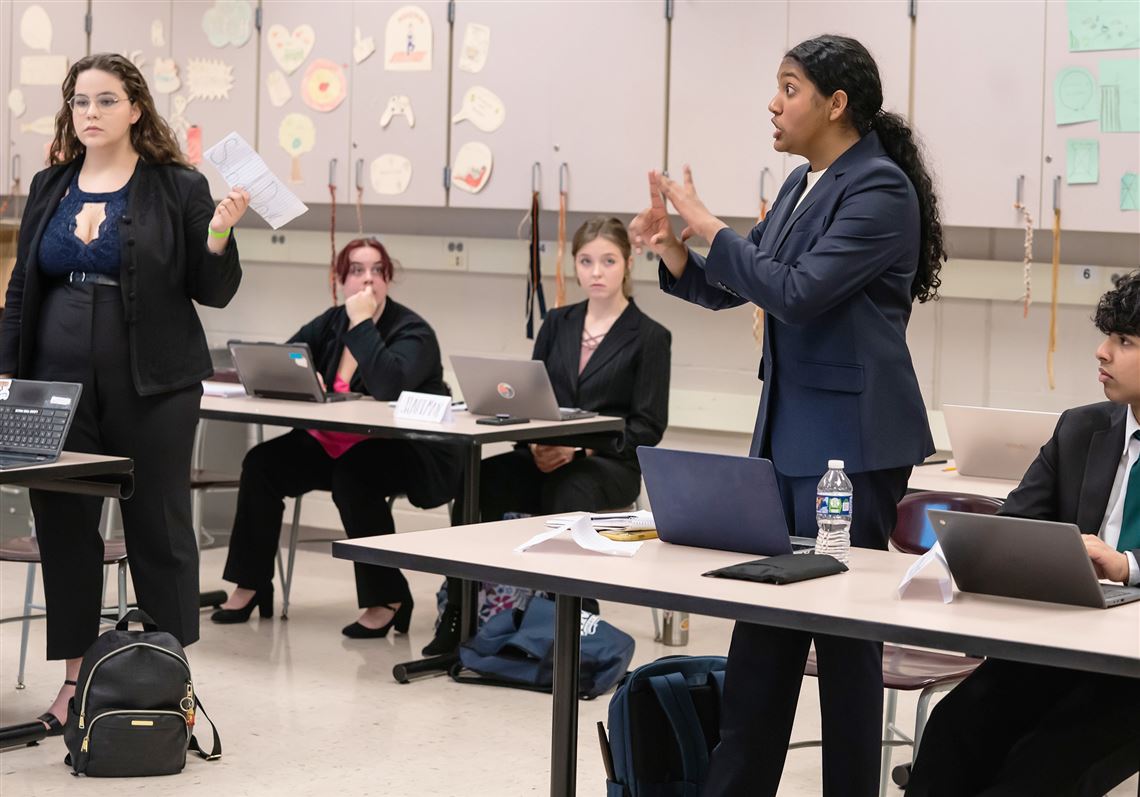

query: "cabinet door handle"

left=328, top=158, right=338, bottom=188
left=1014, top=174, right=1025, bottom=206
left=355, top=158, right=364, bottom=191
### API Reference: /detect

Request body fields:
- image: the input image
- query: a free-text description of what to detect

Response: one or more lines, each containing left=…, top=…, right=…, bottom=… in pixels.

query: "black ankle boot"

left=421, top=602, right=462, bottom=656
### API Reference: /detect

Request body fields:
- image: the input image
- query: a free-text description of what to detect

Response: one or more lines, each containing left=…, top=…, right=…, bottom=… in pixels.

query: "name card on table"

left=394, top=391, right=454, bottom=423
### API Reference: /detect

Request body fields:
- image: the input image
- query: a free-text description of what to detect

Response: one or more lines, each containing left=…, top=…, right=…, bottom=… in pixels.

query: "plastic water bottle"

left=815, top=459, right=853, bottom=564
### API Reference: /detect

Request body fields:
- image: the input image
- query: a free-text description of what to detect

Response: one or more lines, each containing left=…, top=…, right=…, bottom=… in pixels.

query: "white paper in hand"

left=896, top=542, right=955, bottom=604
left=203, top=132, right=308, bottom=229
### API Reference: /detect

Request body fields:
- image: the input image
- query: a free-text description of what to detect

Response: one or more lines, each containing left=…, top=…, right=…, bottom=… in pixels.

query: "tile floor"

left=1, top=540, right=1136, bottom=796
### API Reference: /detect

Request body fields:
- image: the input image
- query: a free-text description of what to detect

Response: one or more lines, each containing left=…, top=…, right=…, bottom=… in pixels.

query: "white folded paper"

left=394, top=390, right=453, bottom=423
left=202, top=380, right=246, bottom=397
left=545, top=510, right=655, bottom=531
left=516, top=514, right=643, bottom=557
left=896, top=541, right=955, bottom=604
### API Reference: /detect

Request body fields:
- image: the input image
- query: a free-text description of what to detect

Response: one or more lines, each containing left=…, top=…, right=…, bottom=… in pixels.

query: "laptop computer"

left=228, top=341, right=362, bottom=403
left=928, top=509, right=1140, bottom=609
left=942, top=405, right=1059, bottom=480
left=637, top=447, right=815, bottom=556
left=0, top=379, right=82, bottom=469
left=450, top=355, right=597, bottom=422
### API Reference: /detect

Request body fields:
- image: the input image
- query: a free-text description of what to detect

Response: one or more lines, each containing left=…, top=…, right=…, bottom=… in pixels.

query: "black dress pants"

left=29, top=282, right=202, bottom=658
left=450, top=445, right=643, bottom=524
left=702, top=465, right=913, bottom=797
left=906, top=659, right=1140, bottom=797
left=222, top=429, right=459, bottom=608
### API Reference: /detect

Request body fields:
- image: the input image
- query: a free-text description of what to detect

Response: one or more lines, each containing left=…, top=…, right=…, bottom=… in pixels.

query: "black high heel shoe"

left=341, top=598, right=414, bottom=639
left=37, top=679, right=77, bottom=737
left=210, top=584, right=274, bottom=624
left=421, top=601, right=462, bottom=656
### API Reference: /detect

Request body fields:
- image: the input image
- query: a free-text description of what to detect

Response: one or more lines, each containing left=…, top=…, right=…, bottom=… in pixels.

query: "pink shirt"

left=307, top=375, right=369, bottom=458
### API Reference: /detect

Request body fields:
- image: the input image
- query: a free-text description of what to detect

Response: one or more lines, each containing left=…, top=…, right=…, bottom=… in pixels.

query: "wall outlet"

left=444, top=239, right=468, bottom=270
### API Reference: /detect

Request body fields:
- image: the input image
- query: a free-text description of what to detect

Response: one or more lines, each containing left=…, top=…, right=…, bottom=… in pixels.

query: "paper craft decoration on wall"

left=1068, top=0, right=1140, bottom=52
left=267, top=70, right=292, bottom=107
left=203, top=0, right=254, bottom=48
left=153, top=58, right=181, bottom=95
left=8, top=89, right=27, bottom=119
left=20, top=55, right=68, bottom=86
left=185, top=125, right=203, bottom=166
left=1054, top=67, right=1099, bottom=125
left=301, top=59, right=348, bottom=112
left=170, top=95, right=191, bottom=145
left=20, top=116, right=55, bottom=136
left=1099, top=58, right=1140, bottom=132
left=1066, top=138, right=1100, bottom=183
left=370, top=154, right=413, bottom=195
left=151, top=20, right=165, bottom=47
left=186, top=58, right=234, bottom=101
left=268, top=24, right=315, bottom=75
left=279, top=113, right=317, bottom=183
left=124, top=50, right=146, bottom=70
left=20, top=5, right=52, bottom=52
left=452, top=86, right=505, bottom=132
left=353, top=26, right=376, bottom=64
left=380, top=95, right=415, bottom=128
left=451, top=142, right=493, bottom=194
left=385, top=6, right=432, bottom=72
left=1122, top=173, right=1139, bottom=210
left=458, top=23, right=490, bottom=73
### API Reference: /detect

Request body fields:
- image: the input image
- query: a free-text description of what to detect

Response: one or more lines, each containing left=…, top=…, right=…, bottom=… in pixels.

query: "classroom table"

left=907, top=459, right=1019, bottom=500
left=0, top=451, right=134, bottom=498
left=334, top=515, right=1140, bottom=797
left=198, top=394, right=624, bottom=679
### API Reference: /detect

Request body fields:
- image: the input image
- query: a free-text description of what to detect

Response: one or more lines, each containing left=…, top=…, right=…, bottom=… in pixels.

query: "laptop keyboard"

left=0, top=405, right=68, bottom=451
left=558, top=408, right=598, bottom=421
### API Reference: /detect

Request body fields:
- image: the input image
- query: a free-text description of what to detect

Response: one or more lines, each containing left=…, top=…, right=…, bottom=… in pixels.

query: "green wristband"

left=208, top=227, right=232, bottom=239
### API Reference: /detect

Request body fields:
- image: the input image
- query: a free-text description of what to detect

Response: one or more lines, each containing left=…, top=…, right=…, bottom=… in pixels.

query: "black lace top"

left=38, top=172, right=130, bottom=278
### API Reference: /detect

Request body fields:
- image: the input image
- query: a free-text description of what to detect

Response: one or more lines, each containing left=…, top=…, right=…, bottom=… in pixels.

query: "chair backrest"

left=892, top=491, right=1004, bottom=555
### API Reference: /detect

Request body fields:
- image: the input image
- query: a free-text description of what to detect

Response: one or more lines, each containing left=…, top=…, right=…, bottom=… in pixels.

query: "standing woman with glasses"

left=213, top=238, right=462, bottom=639
left=631, top=35, right=942, bottom=796
left=0, top=53, right=249, bottom=736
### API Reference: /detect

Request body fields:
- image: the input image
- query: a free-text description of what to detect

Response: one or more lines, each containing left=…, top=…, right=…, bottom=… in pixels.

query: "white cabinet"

left=668, top=0, right=788, bottom=220
left=1040, top=0, right=1140, bottom=234
left=6, top=0, right=88, bottom=187
left=448, top=0, right=665, bottom=213
left=257, top=0, right=354, bottom=205
left=350, top=1, right=450, bottom=208
left=914, top=0, right=1047, bottom=229
left=170, top=0, right=259, bottom=199
left=89, top=0, right=174, bottom=118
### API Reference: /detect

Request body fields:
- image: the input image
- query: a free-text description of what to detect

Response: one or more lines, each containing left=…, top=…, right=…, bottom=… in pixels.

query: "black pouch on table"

left=702, top=553, right=848, bottom=585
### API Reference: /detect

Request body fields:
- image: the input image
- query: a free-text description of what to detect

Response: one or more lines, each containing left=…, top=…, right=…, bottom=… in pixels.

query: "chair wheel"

left=892, top=763, right=912, bottom=787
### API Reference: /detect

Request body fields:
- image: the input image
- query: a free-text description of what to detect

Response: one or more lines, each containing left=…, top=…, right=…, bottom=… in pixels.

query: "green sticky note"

left=1066, top=139, right=1100, bottom=184
left=1099, top=58, right=1140, bottom=132
left=1068, top=0, right=1140, bottom=51
left=1055, top=67, right=1100, bottom=124
left=1123, top=173, right=1139, bottom=210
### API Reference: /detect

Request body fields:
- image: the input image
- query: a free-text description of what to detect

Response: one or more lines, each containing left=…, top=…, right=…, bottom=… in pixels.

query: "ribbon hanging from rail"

left=1047, top=179, right=1061, bottom=390
left=1013, top=181, right=1034, bottom=318
left=554, top=163, right=568, bottom=308
left=525, top=183, right=547, bottom=339
left=328, top=161, right=339, bottom=306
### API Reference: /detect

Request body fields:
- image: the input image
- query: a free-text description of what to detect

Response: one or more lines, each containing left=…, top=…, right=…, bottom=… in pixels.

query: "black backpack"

left=63, top=610, right=220, bottom=777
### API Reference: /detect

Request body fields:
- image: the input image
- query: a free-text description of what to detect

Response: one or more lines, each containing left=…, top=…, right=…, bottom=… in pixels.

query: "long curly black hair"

left=1095, top=271, right=1140, bottom=337
left=786, top=35, right=945, bottom=303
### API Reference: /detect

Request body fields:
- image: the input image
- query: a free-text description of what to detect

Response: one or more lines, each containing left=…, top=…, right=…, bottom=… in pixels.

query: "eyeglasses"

left=347, top=263, right=387, bottom=279
left=67, top=95, right=129, bottom=113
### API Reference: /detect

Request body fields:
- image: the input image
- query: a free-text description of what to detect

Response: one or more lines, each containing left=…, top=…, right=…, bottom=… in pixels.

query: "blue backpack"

left=454, top=596, right=635, bottom=699
left=602, top=656, right=728, bottom=797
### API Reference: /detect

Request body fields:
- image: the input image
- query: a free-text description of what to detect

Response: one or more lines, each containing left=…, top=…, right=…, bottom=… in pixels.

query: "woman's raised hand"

left=656, top=165, right=725, bottom=244
left=210, top=188, right=251, bottom=235
left=629, top=171, right=682, bottom=258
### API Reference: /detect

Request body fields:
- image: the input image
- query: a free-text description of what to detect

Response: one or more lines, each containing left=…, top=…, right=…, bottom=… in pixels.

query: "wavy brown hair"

left=50, top=53, right=188, bottom=167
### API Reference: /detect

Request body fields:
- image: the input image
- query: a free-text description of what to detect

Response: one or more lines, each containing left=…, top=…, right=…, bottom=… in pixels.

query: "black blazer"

left=532, top=300, right=671, bottom=464
left=662, top=131, right=933, bottom=476
left=1001, top=401, right=1140, bottom=565
left=0, top=158, right=241, bottom=395
left=288, top=299, right=450, bottom=400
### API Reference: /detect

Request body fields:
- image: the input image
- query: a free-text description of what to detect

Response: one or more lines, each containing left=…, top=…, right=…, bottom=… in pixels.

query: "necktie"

left=1118, top=431, right=1140, bottom=552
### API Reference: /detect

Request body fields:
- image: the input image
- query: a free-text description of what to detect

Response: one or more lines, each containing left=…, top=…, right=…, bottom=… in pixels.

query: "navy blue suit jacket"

left=661, top=131, right=934, bottom=477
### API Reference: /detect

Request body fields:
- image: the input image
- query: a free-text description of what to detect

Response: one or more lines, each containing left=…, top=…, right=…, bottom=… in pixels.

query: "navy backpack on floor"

left=602, top=655, right=728, bottom=797
left=453, top=596, right=634, bottom=699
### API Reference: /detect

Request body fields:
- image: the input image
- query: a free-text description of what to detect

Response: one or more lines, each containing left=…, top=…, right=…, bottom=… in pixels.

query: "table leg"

left=392, top=442, right=481, bottom=683
left=550, top=593, right=582, bottom=797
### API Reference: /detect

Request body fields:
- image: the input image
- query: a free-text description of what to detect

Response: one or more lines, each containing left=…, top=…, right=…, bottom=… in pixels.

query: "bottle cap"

left=828, top=459, right=844, bottom=470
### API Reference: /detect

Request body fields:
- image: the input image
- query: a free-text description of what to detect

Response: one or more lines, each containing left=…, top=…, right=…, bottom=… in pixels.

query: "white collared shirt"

left=1098, top=407, right=1140, bottom=585
left=792, top=168, right=828, bottom=211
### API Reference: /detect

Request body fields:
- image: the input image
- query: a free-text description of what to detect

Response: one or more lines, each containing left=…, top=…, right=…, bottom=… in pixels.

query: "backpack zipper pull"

left=81, top=734, right=89, bottom=753
left=181, top=682, right=195, bottom=728
left=78, top=712, right=85, bottom=729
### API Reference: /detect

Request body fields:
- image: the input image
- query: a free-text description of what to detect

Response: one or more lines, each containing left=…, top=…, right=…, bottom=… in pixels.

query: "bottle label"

left=816, top=494, right=852, bottom=517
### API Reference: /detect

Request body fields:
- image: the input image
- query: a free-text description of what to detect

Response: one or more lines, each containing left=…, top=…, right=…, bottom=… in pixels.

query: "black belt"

left=66, top=271, right=120, bottom=287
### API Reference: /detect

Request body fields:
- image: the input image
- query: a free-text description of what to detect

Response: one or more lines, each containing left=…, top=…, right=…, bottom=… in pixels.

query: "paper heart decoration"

left=267, top=24, right=315, bottom=75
